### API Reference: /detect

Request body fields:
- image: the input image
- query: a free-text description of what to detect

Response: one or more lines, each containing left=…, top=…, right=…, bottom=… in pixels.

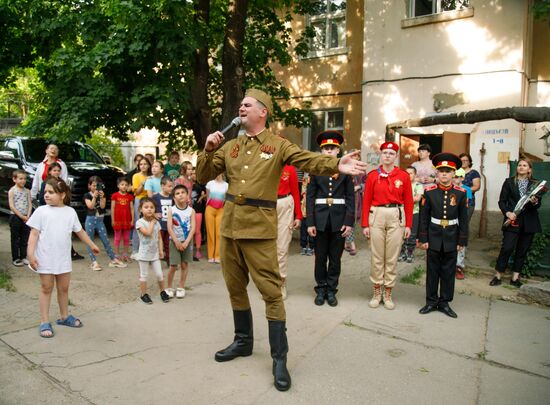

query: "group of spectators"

left=125, top=151, right=228, bottom=264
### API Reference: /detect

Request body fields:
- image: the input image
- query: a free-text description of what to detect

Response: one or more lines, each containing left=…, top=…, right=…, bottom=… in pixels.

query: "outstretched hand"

left=338, top=151, right=367, bottom=176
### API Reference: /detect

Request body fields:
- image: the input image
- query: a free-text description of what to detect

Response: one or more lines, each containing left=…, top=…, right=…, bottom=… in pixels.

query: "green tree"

left=87, top=128, right=127, bottom=169
left=0, top=0, right=316, bottom=151
left=532, top=0, right=550, bottom=22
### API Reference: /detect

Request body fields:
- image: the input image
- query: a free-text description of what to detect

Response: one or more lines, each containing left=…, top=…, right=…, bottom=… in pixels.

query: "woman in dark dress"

left=459, top=153, right=481, bottom=220
left=490, top=158, right=542, bottom=287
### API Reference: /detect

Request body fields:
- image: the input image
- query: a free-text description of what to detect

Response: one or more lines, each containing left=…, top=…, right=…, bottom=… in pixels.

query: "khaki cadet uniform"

left=196, top=129, right=339, bottom=321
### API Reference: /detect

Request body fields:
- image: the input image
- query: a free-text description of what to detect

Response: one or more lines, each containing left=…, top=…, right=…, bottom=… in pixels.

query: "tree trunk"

left=221, top=0, right=248, bottom=141
left=188, top=0, right=212, bottom=150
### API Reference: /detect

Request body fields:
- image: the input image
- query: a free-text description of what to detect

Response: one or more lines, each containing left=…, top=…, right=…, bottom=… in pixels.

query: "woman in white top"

left=31, top=144, right=69, bottom=199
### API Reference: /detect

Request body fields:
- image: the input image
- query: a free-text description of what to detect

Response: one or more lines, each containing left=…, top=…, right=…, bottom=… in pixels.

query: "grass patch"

left=401, top=266, right=425, bottom=285
left=0, top=270, right=16, bottom=292
left=476, top=350, right=487, bottom=360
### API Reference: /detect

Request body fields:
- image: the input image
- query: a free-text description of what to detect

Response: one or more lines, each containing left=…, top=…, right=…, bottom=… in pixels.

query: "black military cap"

left=316, top=130, right=344, bottom=148
left=432, top=152, right=462, bottom=171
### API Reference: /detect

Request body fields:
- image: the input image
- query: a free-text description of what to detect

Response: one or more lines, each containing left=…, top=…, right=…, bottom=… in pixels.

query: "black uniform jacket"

left=498, top=177, right=542, bottom=233
left=418, top=184, right=468, bottom=252
left=306, top=173, right=355, bottom=232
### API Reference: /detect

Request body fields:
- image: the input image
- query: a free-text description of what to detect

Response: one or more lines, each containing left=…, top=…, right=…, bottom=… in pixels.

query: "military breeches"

left=221, top=236, right=285, bottom=321
left=276, top=195, right=294, bottom=279
left=369, top=206, right=405, bottom=287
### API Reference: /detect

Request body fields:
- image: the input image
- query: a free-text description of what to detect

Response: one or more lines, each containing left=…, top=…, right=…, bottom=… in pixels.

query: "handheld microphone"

left=220, top=117, right=242, bottom=135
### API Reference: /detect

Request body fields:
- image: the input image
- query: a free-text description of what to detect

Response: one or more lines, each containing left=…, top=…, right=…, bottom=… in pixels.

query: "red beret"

left=380, top=141, right=399, bottom=153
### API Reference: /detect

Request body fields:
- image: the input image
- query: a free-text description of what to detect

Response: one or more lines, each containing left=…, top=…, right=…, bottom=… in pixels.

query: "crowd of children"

left=8, top=151, right=211, bottom=338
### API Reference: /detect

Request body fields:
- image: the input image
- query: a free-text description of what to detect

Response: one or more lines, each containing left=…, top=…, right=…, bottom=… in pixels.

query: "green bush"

left=522, top=232, right=550, bottom=277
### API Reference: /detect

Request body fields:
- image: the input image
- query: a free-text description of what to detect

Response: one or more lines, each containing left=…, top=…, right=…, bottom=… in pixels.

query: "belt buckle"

left=235, top=194, right=246, bottom=205
left=440, top=219, right=449, bottom=228
left=326, top=197, right=333, bottom=206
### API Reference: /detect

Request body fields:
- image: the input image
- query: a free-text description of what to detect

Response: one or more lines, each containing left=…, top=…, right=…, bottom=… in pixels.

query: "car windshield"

left=22, top=139, right=104, bottom=164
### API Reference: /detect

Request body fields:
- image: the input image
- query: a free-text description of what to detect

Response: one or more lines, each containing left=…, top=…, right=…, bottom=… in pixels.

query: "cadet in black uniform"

left=418, top=153, right=468, bottom=318
left=307, top=131, right=355, bottom=307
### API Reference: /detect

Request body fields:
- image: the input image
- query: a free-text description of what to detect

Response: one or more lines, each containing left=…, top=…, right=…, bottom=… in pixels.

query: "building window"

left=304, top=109, right=344, bottom=151
left=306, top=0, right=347, bottom=57
left=409, top=0, right=470, bottom=17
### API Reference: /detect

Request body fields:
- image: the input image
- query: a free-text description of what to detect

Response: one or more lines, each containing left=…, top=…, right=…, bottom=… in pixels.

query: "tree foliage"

left=532, top=0, right=550, bottom=23
left=0, top=0, right=316, bottom=151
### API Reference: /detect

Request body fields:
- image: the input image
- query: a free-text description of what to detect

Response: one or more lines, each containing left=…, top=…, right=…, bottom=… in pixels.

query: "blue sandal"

left=39, top=322, right=54, bottom=338
left=56, top=315, right=83, bottom=328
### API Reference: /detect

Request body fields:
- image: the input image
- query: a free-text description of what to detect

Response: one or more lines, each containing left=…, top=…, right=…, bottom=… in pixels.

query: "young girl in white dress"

left=27, top=178, right=100, bottom=338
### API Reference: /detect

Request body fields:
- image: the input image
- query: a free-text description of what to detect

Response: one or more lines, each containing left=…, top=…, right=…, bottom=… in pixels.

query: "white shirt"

left=30, top=159, right=69, bottom=199
left=26, top=205, right=82, bottom=274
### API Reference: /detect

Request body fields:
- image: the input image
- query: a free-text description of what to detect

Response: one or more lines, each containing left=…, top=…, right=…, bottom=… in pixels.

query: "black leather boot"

left=326, top=289, right=338, bottom=307
left=314, top=286, right=326, bottom=306
left=214, top=309, right=253, bottom=362
left=269, top=320, right=291, bottom=391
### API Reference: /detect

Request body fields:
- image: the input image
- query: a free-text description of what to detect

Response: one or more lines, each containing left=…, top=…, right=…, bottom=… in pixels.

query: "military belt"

left=226, top=193, right=276, bottom=209
left=373, top=203, right=402, bottom=208
left=431, top=217, right=458, bottom=228
left=277, top=193, right=291, bottom=199
left=315, top=198, right=345, bottom=206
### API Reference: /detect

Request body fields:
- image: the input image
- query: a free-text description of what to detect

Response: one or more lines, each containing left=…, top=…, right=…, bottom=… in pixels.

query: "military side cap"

left=317, top=130, right=344, bottom=148
left=380, top=141, right=399, bottom=152
left=245, top=88, right=273, bottom=116
left=432, top=152, right=462, bottom=170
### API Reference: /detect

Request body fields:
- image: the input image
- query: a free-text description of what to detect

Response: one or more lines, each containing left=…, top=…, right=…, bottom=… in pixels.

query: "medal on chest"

left=260, top=144, right=275, bottom=160
left=450, top=194, right=457, bottom=206
left=230, top=144, right=240, bottom=158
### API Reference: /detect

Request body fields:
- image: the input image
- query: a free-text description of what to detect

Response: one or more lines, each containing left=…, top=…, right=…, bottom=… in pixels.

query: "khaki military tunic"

left=196, top=129, right=339, bottom=320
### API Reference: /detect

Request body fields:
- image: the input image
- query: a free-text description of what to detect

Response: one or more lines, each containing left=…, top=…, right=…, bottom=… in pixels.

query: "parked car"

left=0, top=136, right=125, bottom=220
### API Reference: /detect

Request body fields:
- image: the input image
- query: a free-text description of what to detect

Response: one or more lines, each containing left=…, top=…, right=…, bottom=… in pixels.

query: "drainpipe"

left=519, top=0, right=534, bottom=153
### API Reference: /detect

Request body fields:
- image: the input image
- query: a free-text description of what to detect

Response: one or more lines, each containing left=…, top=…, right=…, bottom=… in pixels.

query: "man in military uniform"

left=418, top=153, right=468, bottom=318
left=307, top=131, right=355, bottom=307
left=196, top=89, right=367, bottom=391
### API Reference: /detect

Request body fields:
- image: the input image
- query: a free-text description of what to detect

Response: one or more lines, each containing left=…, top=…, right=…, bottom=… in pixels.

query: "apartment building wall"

left=272, top=0, right=364, bottom=152
left=361, top=0, right=540, bottom=211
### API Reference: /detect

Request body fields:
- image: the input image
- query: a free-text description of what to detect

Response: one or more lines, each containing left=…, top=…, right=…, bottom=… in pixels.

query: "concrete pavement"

left=1, top=243, right=549, bottom=404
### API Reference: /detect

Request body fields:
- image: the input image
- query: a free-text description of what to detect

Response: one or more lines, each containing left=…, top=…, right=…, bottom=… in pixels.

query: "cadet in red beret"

left=361, top=141, right=413, bottom=310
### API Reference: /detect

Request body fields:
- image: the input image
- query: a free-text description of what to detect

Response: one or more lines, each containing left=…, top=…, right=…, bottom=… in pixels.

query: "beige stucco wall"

left=524, top=18, right=550, bottom=162
left=362, top=0, right=532, bottom=211
left=272, top=0, right=363, bottom=150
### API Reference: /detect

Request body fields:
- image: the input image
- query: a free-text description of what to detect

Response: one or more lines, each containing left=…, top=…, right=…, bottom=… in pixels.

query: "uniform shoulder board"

left=425, top=184, right=437, bottom=191
left=453, top=185, right=466, bottom=192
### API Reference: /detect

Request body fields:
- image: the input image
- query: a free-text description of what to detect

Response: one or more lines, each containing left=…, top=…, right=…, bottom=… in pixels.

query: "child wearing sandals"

left=166, top=184, right=195, bottom=299
left=27, top=178, right=100, bottom=338
left=84, top=176, right=127, bottom=270
left=135, top=197, right=169, bottom=304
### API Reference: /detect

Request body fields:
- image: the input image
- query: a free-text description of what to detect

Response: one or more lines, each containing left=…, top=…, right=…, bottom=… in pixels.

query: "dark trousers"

left=300, top=220, right=315, bottom=249
left=401, top=213, right=419, bottom=253
left=495, top=230, right=535, bottom=274
left=314, top=223, right=345, bottom=292
left=9, top=215, right=30, bottom=261
left=426, top=247, right=457, bottom=305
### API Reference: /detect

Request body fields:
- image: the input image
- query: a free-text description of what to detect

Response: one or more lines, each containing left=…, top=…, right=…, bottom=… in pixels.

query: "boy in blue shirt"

left=153, top=176, right=174, bottom=265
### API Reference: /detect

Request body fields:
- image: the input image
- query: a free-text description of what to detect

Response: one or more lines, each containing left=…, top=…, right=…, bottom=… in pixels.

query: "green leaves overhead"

left=1, top=0, right=315, bottom=147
